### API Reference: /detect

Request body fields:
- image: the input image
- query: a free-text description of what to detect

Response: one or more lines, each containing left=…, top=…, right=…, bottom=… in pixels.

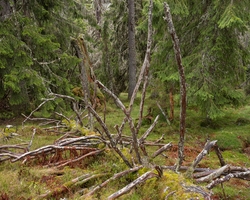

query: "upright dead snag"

left=163, top=3, right=187, bottom=171
left=71, top=35, right=106, bottom=127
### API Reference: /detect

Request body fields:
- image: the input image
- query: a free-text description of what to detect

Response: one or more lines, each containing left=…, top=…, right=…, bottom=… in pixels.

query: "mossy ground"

left=1, top=93, right=250, bottom=199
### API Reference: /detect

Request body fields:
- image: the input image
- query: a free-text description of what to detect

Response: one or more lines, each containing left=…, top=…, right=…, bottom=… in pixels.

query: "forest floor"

left=0, top=93, right=250, bottom=199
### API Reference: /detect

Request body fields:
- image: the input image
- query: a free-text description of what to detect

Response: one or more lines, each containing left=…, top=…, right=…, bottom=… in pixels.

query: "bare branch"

left=207, top=171, right=250, bottom=189
left=107, top=170, right=158, bottom=200
left=152, top=142, right=172, bottom=159
left=84, top=165, right=143, bottom=197
left=196, top=165, right=230, bottom=183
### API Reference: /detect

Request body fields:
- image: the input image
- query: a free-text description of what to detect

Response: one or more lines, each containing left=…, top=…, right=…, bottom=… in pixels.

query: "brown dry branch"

left=22, top=114, right=60, bottom=126
left=12, top=145, right=99, bottom=162
left=107, top=170, right=158, bottom=200
left=135, top=0, right=153, bottom=133
left=84, top=165, right=143, bottom=197
left=55, top=149, right=104, bottom=169
left=213, top=143, right=226, bottom=166
left=163, top=2, right=187, bottom=172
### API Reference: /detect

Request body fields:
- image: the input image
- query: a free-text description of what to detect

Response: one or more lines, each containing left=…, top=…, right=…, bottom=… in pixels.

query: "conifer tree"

left=143, top=0, right=250, bottom=119
left=0, top=0, right=84, bottom=117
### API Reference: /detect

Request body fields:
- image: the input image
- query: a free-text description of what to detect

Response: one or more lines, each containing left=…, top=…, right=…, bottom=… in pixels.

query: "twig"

left=157, top=101, right=171, bottom=125
left=56, top=149, right=104, bottom=168
left=27, top=128, right=36, bottom=151
left=22, top=97, right=56, bottom=127
left=213, top=144, right=226, bottom=166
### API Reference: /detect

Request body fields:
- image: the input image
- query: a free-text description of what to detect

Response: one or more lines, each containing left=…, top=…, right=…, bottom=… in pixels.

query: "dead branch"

left=207, top=171, right=250, bottom=189
left=22, top=97, right=56, bottom=127
left=84, top=165, right=143, bottom=197
left=139, top=115, right=159, bottom=144
left=186, top=140, right=217, bottom=176
left=55, top=149, right=104, bottom=169
left=87, top=105, right=132, bottom=168
left=36, top=173, right=108, bottom=200
left=213, top=143, right=226, bottom=166
left=196, top=165, right=230, bottom=183
left=157, top=102, right=171, bottom=125
left=181, top=183, right=212, bottom=199
left=164, top=2, right=187, bottom=171
left=49, top=92, right=83, bottom=127
left=107, top=170, right=158, bottom=200
left=152, top=142, right=172, bottom=158
left=27, top=128, right=36, bottom=151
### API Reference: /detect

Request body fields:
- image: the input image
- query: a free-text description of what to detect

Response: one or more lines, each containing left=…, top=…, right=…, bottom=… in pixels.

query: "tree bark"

left=164, top=3, right=187, bottom=171
left=128, top=0, right=137, bottom=100
left=0, top=0, right=12, bottom=21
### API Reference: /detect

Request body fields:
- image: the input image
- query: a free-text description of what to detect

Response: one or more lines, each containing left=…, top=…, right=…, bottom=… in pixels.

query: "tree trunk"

left=169, top=86, right=174, bottom=121
left=0, top=0, right=12, bottom=21
left=128, top=0, right=137, bottom=100
left=164, top=3, right=187, bottom=172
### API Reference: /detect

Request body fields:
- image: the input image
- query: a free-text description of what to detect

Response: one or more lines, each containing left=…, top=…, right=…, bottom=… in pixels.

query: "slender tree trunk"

left=128, top=0, right=137, bottom=100
left=164, top=3, right=187, bottom=172
left=0, top=0, right=12, bottom=21
left=169, top=86, right=174, bottom=121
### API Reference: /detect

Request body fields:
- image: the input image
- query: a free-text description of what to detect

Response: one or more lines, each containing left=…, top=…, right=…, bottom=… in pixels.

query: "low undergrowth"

left=1, top=95, right=250, bottom=199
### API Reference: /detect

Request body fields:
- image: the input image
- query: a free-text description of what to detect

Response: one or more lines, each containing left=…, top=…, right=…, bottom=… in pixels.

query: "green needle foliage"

left=139, top=0, right=250, bottom=119
left=0, top=0, right=85, bottom=117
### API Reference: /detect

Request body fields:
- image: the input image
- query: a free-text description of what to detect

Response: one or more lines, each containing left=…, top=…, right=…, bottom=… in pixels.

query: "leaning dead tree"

left=163, top=2, right=187, bottom=172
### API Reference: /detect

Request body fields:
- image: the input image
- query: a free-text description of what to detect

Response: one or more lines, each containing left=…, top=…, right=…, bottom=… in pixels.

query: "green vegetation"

left=1, top=94, right=250, bottom=199
left=1, top=0, right=250, bottom=199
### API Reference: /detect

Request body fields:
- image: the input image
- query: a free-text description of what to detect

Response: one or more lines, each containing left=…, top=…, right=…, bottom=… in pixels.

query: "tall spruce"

left=0, top=0, right=84, bottom=117
left=144, top=0, right=250, bottom=119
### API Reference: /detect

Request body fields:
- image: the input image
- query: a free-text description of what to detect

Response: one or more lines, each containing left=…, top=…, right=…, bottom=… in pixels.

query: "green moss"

left=212, top=131, right=243, bottom=151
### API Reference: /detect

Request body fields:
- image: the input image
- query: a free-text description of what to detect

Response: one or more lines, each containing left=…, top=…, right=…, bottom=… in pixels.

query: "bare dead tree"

left=163, top=2, right=187, bottom=172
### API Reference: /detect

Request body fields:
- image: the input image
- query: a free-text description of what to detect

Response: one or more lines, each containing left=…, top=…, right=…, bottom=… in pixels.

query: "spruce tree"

left=141, top=0, right=250, bottom=119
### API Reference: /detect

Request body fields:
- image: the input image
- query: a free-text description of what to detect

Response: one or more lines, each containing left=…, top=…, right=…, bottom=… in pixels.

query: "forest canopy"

left=0, top=0, right=249, bottom=120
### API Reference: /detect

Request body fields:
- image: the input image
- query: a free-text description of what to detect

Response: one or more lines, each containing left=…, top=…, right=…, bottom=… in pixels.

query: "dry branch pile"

left=1, top=1, right=250, bottom=199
